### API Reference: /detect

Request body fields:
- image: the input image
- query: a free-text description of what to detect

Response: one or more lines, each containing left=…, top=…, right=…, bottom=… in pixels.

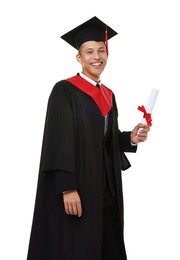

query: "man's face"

left=76, top=41, right=108, bottom=82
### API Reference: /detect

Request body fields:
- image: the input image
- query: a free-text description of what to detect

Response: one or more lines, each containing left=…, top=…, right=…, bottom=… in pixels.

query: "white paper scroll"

left=140, top=88, right=159, bottom=125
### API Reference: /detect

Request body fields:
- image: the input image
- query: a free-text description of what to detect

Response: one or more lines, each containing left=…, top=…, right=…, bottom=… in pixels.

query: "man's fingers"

left=76, top=201, right=82, bottom=217
left=72, top=204, right=78, bottom=215
left=64, top=202, right=82, bottom=217
left=68, top=204, right=73, bottom=215
left=64, top=203, right=70, bottom=215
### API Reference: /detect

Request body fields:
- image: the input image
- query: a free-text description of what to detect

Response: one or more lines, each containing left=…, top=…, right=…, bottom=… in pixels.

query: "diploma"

left=138, top=88, right=159, bottom=126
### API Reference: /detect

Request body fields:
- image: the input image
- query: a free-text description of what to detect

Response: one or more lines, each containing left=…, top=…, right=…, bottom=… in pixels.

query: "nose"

left=93, top=51, right=101, bottom=59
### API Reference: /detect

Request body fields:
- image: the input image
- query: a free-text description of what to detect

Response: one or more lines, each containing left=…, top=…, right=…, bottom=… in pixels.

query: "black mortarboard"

left=60, top=16, right=118, bottom=53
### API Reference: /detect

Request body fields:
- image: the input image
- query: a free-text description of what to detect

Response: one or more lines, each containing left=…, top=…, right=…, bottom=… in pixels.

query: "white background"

left=0, top=0, right=180, bottom=259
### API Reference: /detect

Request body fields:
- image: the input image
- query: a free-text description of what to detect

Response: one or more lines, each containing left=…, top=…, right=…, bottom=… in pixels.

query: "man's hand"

left=62, top=190, right=82, bottom=217
left=130, top=123, right=150, bottom=144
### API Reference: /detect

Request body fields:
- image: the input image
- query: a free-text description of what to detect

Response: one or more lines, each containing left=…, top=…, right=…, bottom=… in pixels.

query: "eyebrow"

left=86, top=46, right=106, bottom=51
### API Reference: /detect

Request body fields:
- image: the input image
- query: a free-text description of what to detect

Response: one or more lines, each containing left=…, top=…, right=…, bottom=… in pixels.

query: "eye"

left=87, top=50, right=93, bottom=54
left=99, top=49, right=105, bottom=53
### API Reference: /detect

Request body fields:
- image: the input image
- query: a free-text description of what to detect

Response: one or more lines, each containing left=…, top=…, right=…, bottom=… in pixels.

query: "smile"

left=91, top=62, right=102, bottom=67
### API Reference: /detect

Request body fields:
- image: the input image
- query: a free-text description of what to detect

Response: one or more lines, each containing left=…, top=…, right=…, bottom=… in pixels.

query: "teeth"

left=92, top=63, right=101, bottom=66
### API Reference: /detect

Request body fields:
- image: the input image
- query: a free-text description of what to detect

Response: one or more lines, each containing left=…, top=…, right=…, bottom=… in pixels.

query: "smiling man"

left=27, top=16, right=150, bottom=260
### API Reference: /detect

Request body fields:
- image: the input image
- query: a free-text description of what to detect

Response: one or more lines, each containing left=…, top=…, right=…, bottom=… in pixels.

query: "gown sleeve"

left=54, top=170, right=78, bottom=194
left=119, top=131, right=138, bottom=153
left=39, top=81, right=77, bottom=191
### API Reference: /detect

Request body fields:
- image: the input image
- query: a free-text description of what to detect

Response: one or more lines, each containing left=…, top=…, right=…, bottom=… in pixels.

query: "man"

left=27, top=16, right=150, bottom=260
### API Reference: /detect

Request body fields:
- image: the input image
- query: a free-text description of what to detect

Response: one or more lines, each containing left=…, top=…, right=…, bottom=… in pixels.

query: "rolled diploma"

left=141, top=88, right=159, bottom=125
left=137, top=88, right=159, bottom=136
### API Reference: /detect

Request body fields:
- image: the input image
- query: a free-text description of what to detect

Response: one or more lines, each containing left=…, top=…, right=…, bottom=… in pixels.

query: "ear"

left=76, top=53, right=82, bottom=64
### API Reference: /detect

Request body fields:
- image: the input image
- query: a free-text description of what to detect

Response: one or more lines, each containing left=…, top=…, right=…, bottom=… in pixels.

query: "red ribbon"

left=138, top=105, right=152, bottom=126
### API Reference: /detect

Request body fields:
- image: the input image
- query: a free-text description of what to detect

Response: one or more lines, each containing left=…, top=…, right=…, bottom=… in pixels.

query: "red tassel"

left=105, top=25, right=109, bottom=56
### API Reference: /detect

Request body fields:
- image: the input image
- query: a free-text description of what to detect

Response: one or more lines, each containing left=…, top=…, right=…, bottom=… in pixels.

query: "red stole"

left=67, top=75, right=112, bottom=117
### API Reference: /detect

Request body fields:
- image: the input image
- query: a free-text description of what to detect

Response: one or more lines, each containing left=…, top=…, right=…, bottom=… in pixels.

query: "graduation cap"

left=60, top=16, right=118, bottom=55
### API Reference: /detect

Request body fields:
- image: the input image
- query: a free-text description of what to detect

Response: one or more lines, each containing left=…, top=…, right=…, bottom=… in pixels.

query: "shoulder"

left=48, top=80, right=77, bottom=107
left=51, top=80, right=71, bottom=93
left=49, top=80, right=74, bottom=98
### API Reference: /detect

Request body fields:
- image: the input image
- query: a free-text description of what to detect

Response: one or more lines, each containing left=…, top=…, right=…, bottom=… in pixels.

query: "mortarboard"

left=60, top=16, right=118, bottom=54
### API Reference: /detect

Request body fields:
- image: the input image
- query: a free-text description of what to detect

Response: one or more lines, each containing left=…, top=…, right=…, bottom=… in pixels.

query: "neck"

left=81, top=70, right=101, bottom=82
left=79, top=72, right=101, bottom=85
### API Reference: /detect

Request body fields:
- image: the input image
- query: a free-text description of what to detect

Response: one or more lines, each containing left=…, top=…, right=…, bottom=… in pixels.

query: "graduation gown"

left=27, top=76, right=137, bottom=260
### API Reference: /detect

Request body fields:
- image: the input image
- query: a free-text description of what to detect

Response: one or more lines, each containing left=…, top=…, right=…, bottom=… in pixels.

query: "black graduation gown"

left=27, top=78, right=137, bottom=260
